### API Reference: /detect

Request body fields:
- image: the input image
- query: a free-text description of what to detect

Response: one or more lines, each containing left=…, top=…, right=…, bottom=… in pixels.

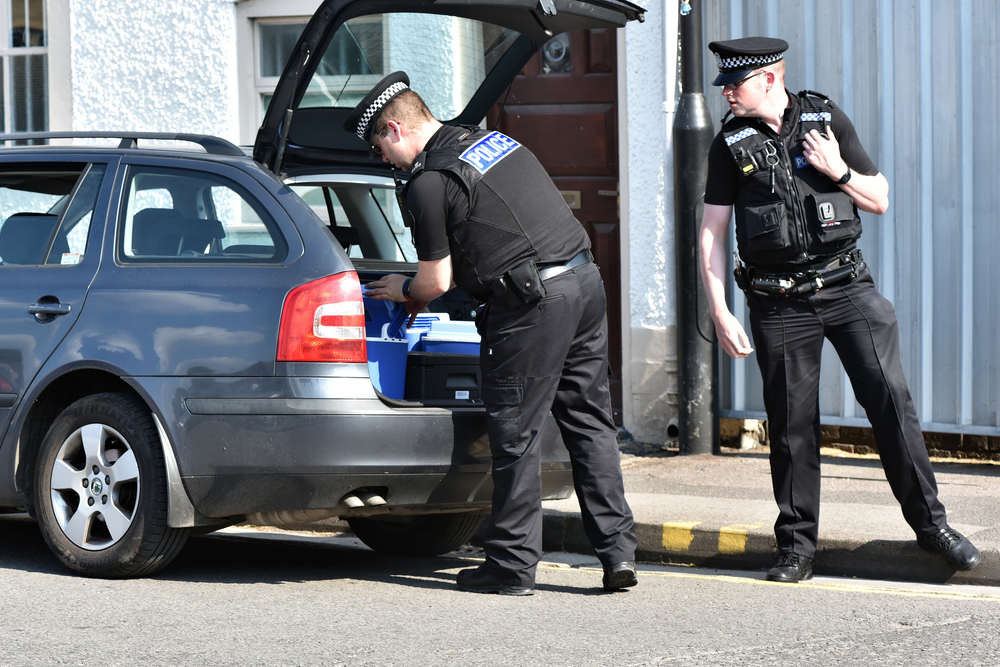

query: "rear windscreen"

left=261, top=13, right=520, bottom=122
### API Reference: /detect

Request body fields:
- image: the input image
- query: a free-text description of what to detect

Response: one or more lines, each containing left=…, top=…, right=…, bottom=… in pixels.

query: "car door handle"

left=28, top=302, right=71, bottom=317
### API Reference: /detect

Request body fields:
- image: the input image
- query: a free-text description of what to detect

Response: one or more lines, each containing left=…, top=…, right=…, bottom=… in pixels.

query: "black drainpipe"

left=672, top=0, right=719, bottom=455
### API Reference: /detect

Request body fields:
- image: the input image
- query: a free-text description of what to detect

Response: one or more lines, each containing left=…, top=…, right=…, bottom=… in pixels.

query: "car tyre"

left=34, top=392, right=190, bottom=578
left=348, top=513, right=485, bottom=557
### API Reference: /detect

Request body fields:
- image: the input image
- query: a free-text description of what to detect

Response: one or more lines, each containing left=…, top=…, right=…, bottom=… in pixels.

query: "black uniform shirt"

left=405, top=125, right=471, bottom=262
left=705, top=90, right=879, bottom=207
left=404, top=124, right=590, bottom=299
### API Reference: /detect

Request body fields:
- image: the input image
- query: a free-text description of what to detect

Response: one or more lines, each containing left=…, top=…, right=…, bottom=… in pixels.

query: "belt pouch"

left=492, top=277, right=522, bottom=308
left=505, top=260, right=546, bottom=305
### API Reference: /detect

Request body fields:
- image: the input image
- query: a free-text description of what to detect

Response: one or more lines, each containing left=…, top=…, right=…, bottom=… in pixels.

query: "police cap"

left=708, top=37, right=788, bottom=86
left=343, top=71, right=410, bottom=143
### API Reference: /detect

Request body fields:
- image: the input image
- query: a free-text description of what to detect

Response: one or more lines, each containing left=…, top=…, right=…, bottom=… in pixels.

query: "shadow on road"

left=0, top=516, right=617, bottom=595
left=0, top=516, right=66, bottom=577
left=167, top=531, right=468, bottom=589
left=0, top=515, right=465, bottom=587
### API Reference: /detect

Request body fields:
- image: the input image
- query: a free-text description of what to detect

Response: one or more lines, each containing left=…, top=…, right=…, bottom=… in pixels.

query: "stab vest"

left=400, top=127, right=589, bottom=299
left=723, top=91, right=862, bottom=270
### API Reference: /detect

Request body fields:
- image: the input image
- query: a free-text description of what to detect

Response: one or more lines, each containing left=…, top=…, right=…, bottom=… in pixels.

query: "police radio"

left=735, top=147, right=759, bottom=175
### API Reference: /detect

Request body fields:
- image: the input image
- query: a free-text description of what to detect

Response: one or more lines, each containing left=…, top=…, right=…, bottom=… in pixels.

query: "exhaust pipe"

left=244, top=490, right=389, bottom=526
left=357, top=491, right=387, bottom=506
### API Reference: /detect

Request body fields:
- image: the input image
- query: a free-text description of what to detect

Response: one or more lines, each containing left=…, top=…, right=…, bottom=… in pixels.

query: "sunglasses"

left=724, top=70, right=766, bottom=92
left=370, top=131, right=387, bottom=156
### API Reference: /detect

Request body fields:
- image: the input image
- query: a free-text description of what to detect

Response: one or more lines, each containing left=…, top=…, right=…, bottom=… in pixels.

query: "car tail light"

left=277, top=272, right=367, bottom=363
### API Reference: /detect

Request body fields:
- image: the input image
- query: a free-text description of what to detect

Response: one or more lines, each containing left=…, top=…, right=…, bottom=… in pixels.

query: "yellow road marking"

left=654, top=571, right=1000, bottom=601
left=543, top=565, right=1000, bottom=602
left=718, top=523, right=764, bottom=554
left=661, top=521, right=701, bottom=550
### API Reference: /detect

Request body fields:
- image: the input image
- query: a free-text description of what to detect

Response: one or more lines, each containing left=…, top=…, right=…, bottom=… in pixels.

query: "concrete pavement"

left=541, top=445, right=1000, bottom=586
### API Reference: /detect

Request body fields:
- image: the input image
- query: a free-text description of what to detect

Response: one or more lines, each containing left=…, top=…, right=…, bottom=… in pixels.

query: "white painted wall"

left=69, top=0, right=240, bottom=142
left=619, top=1, right=680, bottom=444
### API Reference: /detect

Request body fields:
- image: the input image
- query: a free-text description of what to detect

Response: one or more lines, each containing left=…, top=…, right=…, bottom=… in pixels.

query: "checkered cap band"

left=725, top=127, right=759, bottom=146
left=356, top=81, right=409, bottom=140
left=800, top=112, right=832, bottom=122
left=716, top=52, right=783, bottom=72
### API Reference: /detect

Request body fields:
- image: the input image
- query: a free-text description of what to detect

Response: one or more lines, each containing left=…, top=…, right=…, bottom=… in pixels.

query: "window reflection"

left=11, top=0, right=45, bottom=48
left=11, top=54, right=46, bottom=133
left=542, top=33, right=571, bottom=75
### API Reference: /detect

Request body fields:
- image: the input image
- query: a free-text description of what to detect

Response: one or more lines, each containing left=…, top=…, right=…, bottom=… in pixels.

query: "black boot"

left=766, top=552, right=813, bottom=583
left=602, top=561, right=638, bottom=591
left=917, top=527, right=981, bottom=571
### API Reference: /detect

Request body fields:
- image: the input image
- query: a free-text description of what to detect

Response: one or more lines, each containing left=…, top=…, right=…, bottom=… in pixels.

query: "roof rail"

left=0, top=132, right=244, bottom=157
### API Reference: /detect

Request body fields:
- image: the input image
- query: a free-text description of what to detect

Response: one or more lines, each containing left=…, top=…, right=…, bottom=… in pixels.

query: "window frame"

left=236, top=0, right=324, bottom=145
left=237, top=1, right=391, bottom=143
left=254, top=17, right=310, bottom=119
left=46, top=0, right=69, bottom=130
left=0, top=0, right=52, bottom=134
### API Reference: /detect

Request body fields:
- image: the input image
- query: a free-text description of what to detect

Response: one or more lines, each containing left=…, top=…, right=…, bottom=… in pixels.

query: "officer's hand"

left=713, top=311, right=754, bottom=359
left=364, top=273, right=409, bottom=302
left=802, top=127, right=848, bottom=180
left=403, top=299, right=429, bottom=327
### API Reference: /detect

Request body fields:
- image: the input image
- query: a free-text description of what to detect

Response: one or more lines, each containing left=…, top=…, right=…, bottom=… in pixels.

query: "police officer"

left=699, top=38, right=981, bottom=582
left=350, top=72, right=638, bottom=595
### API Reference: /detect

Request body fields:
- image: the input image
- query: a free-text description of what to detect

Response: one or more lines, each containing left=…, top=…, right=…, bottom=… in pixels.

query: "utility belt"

left=490, top=249, right=593, bottom=308
left=734, top=249, right=863, bottom=296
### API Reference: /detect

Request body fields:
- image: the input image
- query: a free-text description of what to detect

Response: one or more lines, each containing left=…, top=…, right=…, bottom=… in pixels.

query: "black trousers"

left=747, top=266, right=948, bottom=558
left=478, top=261, right=636, bottom=585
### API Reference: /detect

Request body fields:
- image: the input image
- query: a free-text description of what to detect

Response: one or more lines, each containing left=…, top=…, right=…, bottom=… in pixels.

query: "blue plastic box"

left=428, top=320, right=477, bottom=335
left=404, top=313, right=452, bottom=351
left=366, top=323, right=407, bottom=398
left=421, top=331, right=481, bottom=355
left=363, top=297, right=393, bottom=337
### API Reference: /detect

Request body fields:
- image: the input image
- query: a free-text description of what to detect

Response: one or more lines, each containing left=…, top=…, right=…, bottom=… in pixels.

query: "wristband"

left=402, top=278, right=413, bottom=300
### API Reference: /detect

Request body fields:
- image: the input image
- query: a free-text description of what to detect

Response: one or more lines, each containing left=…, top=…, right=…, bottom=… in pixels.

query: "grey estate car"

left=0, top=0, right=643, bottom=577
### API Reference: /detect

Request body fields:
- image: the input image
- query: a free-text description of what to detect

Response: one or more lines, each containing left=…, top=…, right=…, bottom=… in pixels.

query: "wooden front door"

left=487, top=28, right=623, bottom=424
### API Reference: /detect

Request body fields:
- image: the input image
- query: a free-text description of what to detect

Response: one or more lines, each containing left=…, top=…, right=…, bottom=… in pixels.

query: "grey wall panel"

left=930, top=1, right=961, bottom=426
left=702, top=0, right=1000, bottom=435
left=891, top=0, right=922, bottom=407
left=971, top=0, right=1000, bottom=428
left=972, top=2, right=1000, bottom=428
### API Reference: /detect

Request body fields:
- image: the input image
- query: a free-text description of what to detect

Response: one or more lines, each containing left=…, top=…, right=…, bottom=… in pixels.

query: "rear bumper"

left=183, top=467, right=575, bottom=518
left=166, top=388, right=573, bottom=518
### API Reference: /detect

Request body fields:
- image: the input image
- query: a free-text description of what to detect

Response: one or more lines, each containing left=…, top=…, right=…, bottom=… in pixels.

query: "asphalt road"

left=2, top=517, right=1000, bottom=666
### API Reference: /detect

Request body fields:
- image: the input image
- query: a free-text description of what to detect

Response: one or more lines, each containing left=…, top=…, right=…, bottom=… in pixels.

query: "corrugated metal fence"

left=701, top=0, right=1000, bottom=435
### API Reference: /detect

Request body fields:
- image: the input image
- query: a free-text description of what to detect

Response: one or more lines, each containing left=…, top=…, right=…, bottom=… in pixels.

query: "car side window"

left=46, top=164, right=108, bottom=265
left=0, top=163, right=95, bottom=268
left=120, top=166, right=287, bottom=263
